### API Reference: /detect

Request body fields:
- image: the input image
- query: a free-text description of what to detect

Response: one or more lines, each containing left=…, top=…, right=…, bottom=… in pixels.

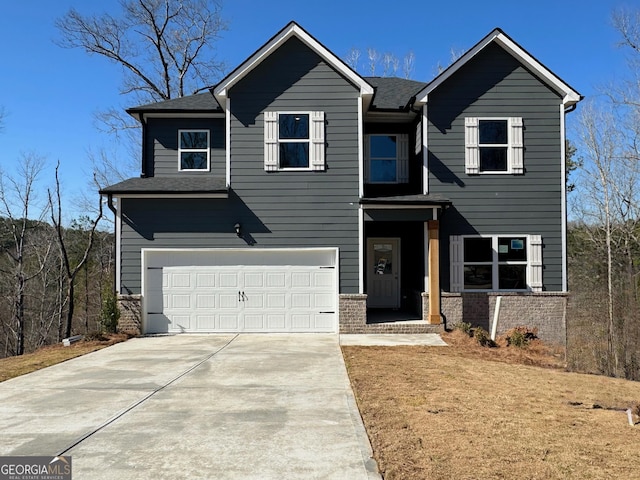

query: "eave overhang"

left=99, top=177, right=228, bottom=198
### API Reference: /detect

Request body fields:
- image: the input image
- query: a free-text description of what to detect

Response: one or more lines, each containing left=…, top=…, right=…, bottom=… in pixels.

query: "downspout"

left=105, top=193, right=118, bottom=296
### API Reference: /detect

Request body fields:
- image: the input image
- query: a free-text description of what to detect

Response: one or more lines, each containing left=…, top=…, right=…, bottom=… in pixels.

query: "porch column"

left=427, top=220, right=442, bottom=324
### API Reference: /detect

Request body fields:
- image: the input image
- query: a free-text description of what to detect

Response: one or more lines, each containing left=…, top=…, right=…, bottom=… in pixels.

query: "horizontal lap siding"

left=146, top=118, right=225, bottom=177
left=230, top=37, right=360, bottom=293
left=428, top=43, right=564, bottom=291
left=120, top=37, right=360, bottom=294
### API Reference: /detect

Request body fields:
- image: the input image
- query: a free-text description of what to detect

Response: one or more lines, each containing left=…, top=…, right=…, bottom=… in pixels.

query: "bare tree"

left=56, top=0, right=227, bottom=102
left=344, top=47, right=361, bottom=71
left=382, top=52, right=399, bottom=77
left=55, top=0, right=228, bottom=183
left=0, top=154, right=51, bottom=355
left=403, top=51, right=415, bottom=79
left=367, top=48, right=379, bottom=76
left=48, top=163, right=103, bottom=340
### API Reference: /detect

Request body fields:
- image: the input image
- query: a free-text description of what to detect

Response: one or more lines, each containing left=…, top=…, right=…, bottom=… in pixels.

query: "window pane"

left=180, top=131, right=208, bottom=149
left=279, top=114, right=309, bottom=139
left=480, top=147, right=507, bottom=171
left=373, top=243, right=393, bottom=275
left=370, top=159, right=397, bottom=182
left=279, top=143, right=309, bottom=168
left=499, top=265, right=526, bottom=289
left=370, top=135, right=397, bottom=158
left=479, top=120, right=507, bottom=144
left=498, top=237, right=527, bottom=262
left=464, top=237, right=492, bottom=263
left=464, top=265, right=492, bottom=290
left=181, top=152, right=207, bottom=170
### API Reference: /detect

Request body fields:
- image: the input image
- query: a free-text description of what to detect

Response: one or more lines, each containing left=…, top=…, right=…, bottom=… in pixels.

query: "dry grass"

left=0, top=333, right=130, bottom=383
left=343, top=330, right=640, bottom=480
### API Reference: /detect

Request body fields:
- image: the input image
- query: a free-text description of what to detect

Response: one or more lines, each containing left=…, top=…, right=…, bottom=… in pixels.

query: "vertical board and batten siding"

left=119, top=37, right=361, bottom=294
left=427, top=43, right=565, bottom=291
left=144, top=117, right=226, bottom=178
left=229, top=37, right=361, bottom=293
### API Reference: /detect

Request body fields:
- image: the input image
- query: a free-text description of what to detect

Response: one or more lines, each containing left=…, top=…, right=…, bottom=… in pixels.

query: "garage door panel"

left=145, top=252, right=337, bottom=333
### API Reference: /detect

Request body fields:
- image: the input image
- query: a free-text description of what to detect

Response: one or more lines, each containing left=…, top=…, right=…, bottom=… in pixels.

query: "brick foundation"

left=117, top=294, right=142, bottom=335
left=339, top=294, right=444, bottom=334
left=423, top=292, right=567, bottom=345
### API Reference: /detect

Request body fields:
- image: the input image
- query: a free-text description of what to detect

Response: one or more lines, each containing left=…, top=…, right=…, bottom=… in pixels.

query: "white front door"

left=367, top=238, right=400, bottom=308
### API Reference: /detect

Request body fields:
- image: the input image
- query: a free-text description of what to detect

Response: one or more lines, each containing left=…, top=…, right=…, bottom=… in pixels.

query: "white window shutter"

left=264, top=111, right=278, bottom=171
left=415, top=120, right=422, bottom=155
left=511, top=117, right=524, bottom=174
left=450, top=235, right=463, bottom=293
left=310, top=111, right=326, bottom=171
left=398, top=134, right=409, bottom=183
left=529, top=235, right=543, bottom=292
left=363, top=135, right=370, bottom=183
left=465, top=117, right=479, bottom=174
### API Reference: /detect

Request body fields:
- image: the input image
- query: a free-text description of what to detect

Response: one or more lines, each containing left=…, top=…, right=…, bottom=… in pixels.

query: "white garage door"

left=143, top=249, right=338, bottom=333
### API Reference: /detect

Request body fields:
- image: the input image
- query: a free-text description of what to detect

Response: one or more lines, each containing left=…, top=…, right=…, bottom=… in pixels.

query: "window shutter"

left=363, top=135, right=370, bottom=183
left=529, top=235, right=543, bottom=292
left=264, top=111, right=278, bottom=171
left=398, top=134, right=409, bottom=183
left=450, top=235, right=463, bottom=292
left=465, top=117, right=479, bottom=174
left=310, top=111, right=326, bottom=171
left=510, top=117, right=524, bottom=174
left=415, top=120, right=422, bottom=155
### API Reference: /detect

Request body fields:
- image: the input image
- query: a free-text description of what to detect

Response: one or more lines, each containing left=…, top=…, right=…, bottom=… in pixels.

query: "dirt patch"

left=343, top=333, right=640, bottom=480
left=0, top=333, right=130, bottom=382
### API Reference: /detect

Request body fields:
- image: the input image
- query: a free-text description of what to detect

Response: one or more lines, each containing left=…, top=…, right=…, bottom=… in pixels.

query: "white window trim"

left=450, top=234, right=542, bottom=292
left=465, top=117, right=523, bottom=175
left=364, top=133, right=409, bottom=184
left=264, top=111, right=326, bottom=172
left=178, top=129, right=210, bottom=172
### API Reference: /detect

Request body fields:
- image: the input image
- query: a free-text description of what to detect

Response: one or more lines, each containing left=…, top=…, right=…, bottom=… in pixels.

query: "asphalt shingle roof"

left=100, top=176, right=227, bottom=194
left=365, top=77, right=427, bottom=110
left=126, top=77, right=427, bottom=114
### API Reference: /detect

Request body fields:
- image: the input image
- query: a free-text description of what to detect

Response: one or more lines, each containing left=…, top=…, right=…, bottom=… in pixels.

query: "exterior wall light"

left=234, top=223, right=242, bottom=237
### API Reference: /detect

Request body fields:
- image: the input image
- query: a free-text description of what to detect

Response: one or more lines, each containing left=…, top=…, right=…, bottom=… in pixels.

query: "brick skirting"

left=422, top=292, right=567, bottom=345
left=117, top=294, right=142, bottom=335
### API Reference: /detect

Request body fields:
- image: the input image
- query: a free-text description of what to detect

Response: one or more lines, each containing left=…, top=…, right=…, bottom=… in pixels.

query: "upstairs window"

left=178, top=130, right=210, bottom=171
left=465, top=117, right=523, bottom=174
left=450, top=234, right=542, bottom=292
left=364, top=134, right=409, bottom=184
left=264, top=111, right=325, bottom=171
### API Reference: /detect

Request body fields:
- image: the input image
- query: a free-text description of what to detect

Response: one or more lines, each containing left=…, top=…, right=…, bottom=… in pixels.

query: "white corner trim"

left=115, top=198, right=122, bottom=295
left=358, top=98, right=364, bottom=198
left=358, top=207, right=364, bottom=293
left=560, top=104, right=568, bottom=292
left=226, top=97, right=231, bottom=187
left=424, top=221, right=429, bottom=292
left=422, top=107, right=429, bottom=194
left=214, top=22, right=374, bottom=103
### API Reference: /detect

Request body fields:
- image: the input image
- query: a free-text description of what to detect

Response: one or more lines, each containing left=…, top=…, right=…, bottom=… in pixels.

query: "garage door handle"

left=238, top=291, right=242, bottom=302
left=319, top=311, right=335, bottom=314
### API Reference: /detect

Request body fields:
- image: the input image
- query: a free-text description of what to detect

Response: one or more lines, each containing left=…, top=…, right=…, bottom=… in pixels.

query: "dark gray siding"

left=120, top=37, right=361, bottom=294
left=427, top=43, right=564, bottom=291
left=144, top=117, right=225, bottom=177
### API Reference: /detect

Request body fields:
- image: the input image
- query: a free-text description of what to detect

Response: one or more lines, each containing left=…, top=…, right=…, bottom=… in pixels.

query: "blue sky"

left=0, top=0, right=633, bottom=220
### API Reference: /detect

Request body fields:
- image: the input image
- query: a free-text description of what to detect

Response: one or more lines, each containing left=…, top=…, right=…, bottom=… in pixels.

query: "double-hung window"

left=264, top=111, right=325, bottom=171
left=364, top=134, right=409, bottom=183
left=178, top=129, right=210, bottom=171
left=465, top=117, right=523, bottom=174
left=450, top=235, right=542, bottom=292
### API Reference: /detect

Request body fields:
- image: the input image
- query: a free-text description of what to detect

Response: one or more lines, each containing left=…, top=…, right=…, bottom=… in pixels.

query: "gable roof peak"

left=213, top=21, right=373, bottom=105
left=415, top=27, right=581, bottom=107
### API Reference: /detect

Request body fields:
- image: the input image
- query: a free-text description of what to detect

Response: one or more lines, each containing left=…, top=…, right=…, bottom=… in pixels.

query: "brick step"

left=341, top=322, right=444, bottom=334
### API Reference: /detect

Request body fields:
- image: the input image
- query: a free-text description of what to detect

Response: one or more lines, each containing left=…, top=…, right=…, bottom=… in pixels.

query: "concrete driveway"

left=0, top=334, right=380, bottom=479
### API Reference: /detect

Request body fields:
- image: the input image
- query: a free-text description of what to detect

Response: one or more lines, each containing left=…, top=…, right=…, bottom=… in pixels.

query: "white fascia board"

left=137, top=112, right=225, bottom=119
left=415, top=30, right=581, bottom=106
left=213, top=22, right=374, bottom=103
left=110, top=193, right=228, bottom=199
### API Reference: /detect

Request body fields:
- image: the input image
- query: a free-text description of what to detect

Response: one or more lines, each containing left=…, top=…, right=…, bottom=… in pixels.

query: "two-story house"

left=100, top=22, right=581, bottom=343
